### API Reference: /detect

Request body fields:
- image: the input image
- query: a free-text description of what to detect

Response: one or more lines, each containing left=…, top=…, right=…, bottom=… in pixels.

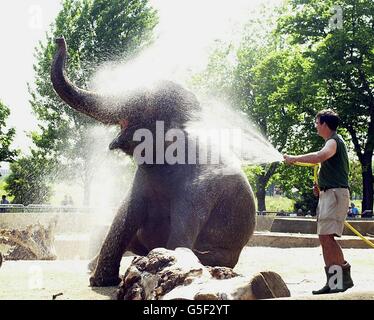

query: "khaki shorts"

left=316, top=188, right=350, bottom=237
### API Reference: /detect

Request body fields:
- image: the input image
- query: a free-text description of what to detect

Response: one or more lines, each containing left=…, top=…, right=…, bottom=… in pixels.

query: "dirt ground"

left=0, top=246, right=373, bottom=300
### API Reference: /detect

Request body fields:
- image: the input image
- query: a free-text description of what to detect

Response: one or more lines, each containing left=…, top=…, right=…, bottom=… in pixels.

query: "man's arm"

left=284, top=139, right=337, bottom=164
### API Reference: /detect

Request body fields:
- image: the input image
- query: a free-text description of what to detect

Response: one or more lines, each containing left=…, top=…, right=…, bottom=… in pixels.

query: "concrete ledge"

left=270, top=217, right=374, bottom=236
left=271, top=217, right=316, bottom=234
left=255, top=216, right=275, bottom=231
left=0, top=212, right=96, bottom=233
left=248, top=231, right=374, bottom=249
left=0, top=212, right=116, bottom=234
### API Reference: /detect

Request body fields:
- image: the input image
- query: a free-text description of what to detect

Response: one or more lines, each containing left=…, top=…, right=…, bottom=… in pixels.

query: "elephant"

left=51, top=37, right=256, bottom=287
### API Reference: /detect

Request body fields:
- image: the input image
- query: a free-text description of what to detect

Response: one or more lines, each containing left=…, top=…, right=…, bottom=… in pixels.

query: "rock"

left=117, top=247, right=290, bottom=300
left=0, top=222, right=57, bottom=261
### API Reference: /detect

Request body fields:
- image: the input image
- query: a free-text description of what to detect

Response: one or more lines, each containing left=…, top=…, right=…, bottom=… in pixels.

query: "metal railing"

left=0, top=204, right=100, bottom=214
left=256, top=210, right=373, bottom=219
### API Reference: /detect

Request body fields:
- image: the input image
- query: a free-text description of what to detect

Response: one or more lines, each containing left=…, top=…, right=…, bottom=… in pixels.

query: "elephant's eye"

left=119, top=119, right=129, bottom=130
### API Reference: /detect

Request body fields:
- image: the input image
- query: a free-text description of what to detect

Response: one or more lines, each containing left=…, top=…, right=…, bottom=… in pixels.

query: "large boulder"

left=0, top=222, right=57, bottom=261
left=117, top=247, right=290, bottom=300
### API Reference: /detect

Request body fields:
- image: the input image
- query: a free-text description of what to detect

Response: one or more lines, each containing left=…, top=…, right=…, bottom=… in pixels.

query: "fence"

left=256, top=210, right=373, bottom=219
left=0, top=204, right=97, bottom=214
left=1, top=205, right=372, bottom=219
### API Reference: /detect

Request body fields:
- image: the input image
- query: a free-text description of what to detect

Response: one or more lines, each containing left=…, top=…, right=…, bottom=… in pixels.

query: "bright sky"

left=0, top=0, right=280, bottom=155
left=0, top=1, right=61, bottom=153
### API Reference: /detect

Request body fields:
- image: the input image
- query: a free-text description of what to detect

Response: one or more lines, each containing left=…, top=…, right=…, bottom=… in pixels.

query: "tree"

left=190, top=3, right=302, bottom=211
left=277, top=0, right=374, bottom=214
left=236, top=46, right=321, bottom=211
left=29, top=0, right=158, bottom=205
left=5, top=152, right=56, bottom=205
left=0, top=100, right=17, bottom=166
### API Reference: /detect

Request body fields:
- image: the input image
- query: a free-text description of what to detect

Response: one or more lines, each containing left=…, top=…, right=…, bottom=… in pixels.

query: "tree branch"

left=345, top=124, right=363, bottom=163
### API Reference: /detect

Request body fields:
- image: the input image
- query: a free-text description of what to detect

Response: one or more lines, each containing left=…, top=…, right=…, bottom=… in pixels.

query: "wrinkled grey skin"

left=51, top=38, right=256, bottom=287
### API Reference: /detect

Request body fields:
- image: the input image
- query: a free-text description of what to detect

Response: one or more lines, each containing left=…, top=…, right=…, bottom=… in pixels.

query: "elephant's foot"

left=89, top=256, right=122, bottom=287
left=89, top=272, right=121, bottom=287
left=194, top=246, right=240, bottom=269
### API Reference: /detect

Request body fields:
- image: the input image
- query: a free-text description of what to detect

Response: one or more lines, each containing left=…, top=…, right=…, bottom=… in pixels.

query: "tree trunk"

left=345, top=123, right=374, bottom=216
left=256, top=183, right=266, bottom=212
left=255, top=162, right=280, bottom=212
left=361, top=155, right=373, bottom=216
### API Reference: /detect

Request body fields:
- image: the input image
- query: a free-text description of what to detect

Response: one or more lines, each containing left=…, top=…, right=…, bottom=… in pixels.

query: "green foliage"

left=243, top=165, right=265, bottom=190
left=190, top=43, right=237, bottom=101
left=349, top=160, right=363, bottom=197
left=192, top=0, right=373, bottom=211
left=191, top=3, right=294, bottom=211
left=277, top=0, right=374, bottom=210
left=31, top=0, right=158, bottom=154
left=277, top=0, right=374, bottom=138
left=0, top=100, right=17, bottom=164
left=264, top=196, right=295, bottom=213
left=0, top=178, right=9, bottom=199
left=4, top=151, right=57, bottom=205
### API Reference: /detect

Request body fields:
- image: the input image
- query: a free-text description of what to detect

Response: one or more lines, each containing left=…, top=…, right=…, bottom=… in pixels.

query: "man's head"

left=2, top=195, right=6, bottom=200
left=315, top=109, right=340, bottom=138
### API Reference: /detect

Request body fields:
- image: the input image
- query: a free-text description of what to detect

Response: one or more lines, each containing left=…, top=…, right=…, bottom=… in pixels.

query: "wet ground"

left=0, top=246, right=373, bottom=300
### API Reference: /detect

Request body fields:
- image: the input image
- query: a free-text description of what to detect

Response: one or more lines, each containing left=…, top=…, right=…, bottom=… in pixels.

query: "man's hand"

left=283, top=154, right=297, bottom=164
left=313, top=182, right=320, bottom=198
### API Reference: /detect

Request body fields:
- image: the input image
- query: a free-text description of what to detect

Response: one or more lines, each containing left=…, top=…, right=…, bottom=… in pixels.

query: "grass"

left=0, top=178, right=13, bottom=202
left=0, top=178, right=7, bottom=197
left=261, top=195, right=295, bottom=213
left=262, top=196, right=363, bottom=215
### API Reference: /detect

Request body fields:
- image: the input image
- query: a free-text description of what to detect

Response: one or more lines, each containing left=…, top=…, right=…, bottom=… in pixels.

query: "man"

left=348, top=202, right=359, bottom=218
left=0, top=195, right=10, bottom=213
left=284, top=109, right=353, bottom=294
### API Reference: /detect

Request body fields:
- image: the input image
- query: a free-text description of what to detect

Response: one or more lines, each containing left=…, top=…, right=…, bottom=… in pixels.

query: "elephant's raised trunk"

left=51, top=37, right=118, bottom=125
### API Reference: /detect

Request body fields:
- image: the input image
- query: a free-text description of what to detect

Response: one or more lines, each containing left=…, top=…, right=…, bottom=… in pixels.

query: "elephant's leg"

left=166, top=197, right=210, bottom=250
left=90, top=194, right=147, bottom=287
left=127, top=233, right=149, bottom=256
left=88, top=233, right=148, bottom=273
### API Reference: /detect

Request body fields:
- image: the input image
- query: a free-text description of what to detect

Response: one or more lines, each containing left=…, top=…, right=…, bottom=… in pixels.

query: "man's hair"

left=316, top=109, right=340, bottom=131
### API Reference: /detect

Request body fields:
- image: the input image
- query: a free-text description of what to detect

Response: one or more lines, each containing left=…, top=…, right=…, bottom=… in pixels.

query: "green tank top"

left=318, top=133, right=349, bottom=189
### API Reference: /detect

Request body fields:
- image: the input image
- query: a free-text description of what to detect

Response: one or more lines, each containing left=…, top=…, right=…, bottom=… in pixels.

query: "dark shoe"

left=312, top=266, right=332, bottom=295
left=312, top=262, right=354, bottom=295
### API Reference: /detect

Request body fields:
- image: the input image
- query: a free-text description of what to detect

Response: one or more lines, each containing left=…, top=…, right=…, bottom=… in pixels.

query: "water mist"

left=84, top=0, right=283, bottom=257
